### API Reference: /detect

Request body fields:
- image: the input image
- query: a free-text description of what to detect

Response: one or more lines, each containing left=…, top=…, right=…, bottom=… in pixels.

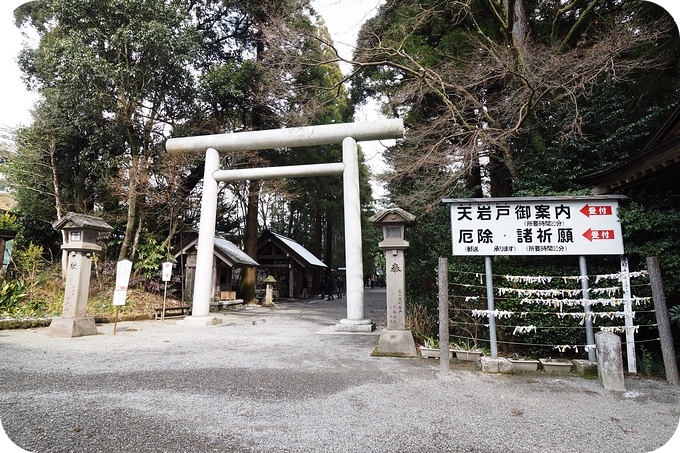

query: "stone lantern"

left=370, top=203, right=417, bottom=356
left=264, top=274, right=277, bottom=307
left=49, top=212, right=113, bottom=337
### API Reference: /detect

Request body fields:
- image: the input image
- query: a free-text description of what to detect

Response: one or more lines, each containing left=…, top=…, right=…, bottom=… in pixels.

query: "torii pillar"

left=166, top=120, right=405, bottom=329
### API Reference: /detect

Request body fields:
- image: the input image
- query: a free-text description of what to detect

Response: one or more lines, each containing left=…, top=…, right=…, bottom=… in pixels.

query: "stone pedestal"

left=47, top=317, right=97, bottom=337
left=479, top=357, right=513, bottom=374
left=375, top=248, right=416, bottom=355
left=595, top=331, right=626, bottom=391
left=384, top=249, right=406, bottom=330
left=376, top=329, right=417, bottom=356
left=572, top=359, right=598, bottom=378
left=48, top=251, right=98, bottom=338
left=335, top=318, right=375, bottom=332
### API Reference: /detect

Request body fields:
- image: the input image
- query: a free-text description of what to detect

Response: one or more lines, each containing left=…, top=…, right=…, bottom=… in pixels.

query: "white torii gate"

left=166, top=119, right=405, bottom=330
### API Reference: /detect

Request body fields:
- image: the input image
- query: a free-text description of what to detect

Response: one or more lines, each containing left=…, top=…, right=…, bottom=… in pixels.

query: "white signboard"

left=112, top=290, right=127, bottom=306
left=162, top=261, right=173, bottom=282
left=113, top=259, right=133, bottom=306
left=115, top=259, right=133, bottom=290
left=444, top=196, right=625, bottom=256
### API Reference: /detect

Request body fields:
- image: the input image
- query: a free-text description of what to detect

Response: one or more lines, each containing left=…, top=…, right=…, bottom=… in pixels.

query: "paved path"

left=1, top=288, right=679, bottom=452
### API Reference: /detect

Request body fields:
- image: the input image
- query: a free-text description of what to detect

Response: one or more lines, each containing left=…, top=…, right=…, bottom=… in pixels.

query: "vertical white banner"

left=162, top=262, right=173, bottom=282
left=113, top=259, right=132, bottom=306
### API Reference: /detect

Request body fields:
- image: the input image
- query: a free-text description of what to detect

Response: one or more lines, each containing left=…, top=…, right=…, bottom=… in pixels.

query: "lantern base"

left=376, top=329, right=418, bottom=357
left=47, top=317, right=98, bottom=337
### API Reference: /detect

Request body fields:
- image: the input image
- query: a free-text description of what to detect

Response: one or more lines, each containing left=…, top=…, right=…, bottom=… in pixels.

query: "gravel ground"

left=1, top=288, right=679, bottom=453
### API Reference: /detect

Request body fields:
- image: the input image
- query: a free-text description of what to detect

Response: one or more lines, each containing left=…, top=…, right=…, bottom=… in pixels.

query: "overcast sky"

left=1, top=1, right=679, bottom=130
left=0, top=0, right=384, bottom=131
left=0, top=1, right=677, bottom=197
left=0, top=0, right=39, bottom=130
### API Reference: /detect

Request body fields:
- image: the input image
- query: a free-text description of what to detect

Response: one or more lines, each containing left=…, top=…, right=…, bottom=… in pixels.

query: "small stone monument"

left=370, top=204, right=417, bottom=356
left=49, top=212, right=113, bottom=337
left=595, top=331, right=626, bottom=391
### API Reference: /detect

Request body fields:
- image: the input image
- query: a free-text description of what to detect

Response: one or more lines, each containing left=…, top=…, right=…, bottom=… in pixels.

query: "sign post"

left=443, top=196, right=626, bottom=360
left=485, top=256, right=498, bottom=358
left=112, top=259, right=132, bottom=334
left=161, top=262, right=173, bottom=321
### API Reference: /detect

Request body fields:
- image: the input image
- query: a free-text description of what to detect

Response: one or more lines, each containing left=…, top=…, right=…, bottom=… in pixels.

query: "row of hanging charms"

left=501, top=271, right=648, bottom=285
left=466, top=270, right=650, bottom=353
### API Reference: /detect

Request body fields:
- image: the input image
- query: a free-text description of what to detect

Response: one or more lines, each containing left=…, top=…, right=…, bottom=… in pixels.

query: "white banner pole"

left=620, top=256, right=637, bottom=373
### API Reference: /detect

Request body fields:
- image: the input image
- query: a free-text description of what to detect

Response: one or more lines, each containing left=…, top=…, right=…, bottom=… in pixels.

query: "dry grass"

left=406, top=303, right=436, bottom=344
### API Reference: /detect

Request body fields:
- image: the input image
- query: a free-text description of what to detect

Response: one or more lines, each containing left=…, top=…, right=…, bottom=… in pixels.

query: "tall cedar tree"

left=343, top=0, right=680, bottom=312
left=350, top=0, right=676, bottom=210
left=12, top=0, right=204, bottom=262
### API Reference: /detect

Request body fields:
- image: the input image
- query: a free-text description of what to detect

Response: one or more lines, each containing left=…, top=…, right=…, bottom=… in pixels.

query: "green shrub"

left=670, top=305, right=680, bottom=328
left=133, top=235, right=170, bottom=288
left=0, top=280, right=27, bottom=315
left=14, top=243, right=45, bottom=282
left=0, top=212, right=20, bottom=230
left=637, top=346, right=665, bottom=376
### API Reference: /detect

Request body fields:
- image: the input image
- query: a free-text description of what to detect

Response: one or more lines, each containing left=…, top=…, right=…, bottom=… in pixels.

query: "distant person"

left=370, top=278, right=374, bottom=289
left=301, top=275, right=308, bottom=299
left=336, top=276, right=344, bottom=299
left=326, top=277, right=335, bottom=300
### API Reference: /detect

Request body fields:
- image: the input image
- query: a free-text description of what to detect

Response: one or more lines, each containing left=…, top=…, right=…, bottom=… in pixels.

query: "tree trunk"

left=131, top=211, right=144, bottom=261
left=240, top=179, right=261, bottom=303
left=506, top=0, right=529, bottom=58
left=465, top=154, right=483, bottom=198
left=324, top=213, right=333, bottom=281
left=489, top=157, right=514, bottom=197
left=313, top=203, right=323, bottom=294
left=240, top=21, right=267, bottom=303
left=48, top=136, right=68, bottom=279
left=118, top=152, right=140, bottom=261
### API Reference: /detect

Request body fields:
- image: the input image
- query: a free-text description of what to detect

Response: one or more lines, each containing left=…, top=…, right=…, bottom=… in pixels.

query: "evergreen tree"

left=11, top=0, right=205, bottom=261
left=347, top=0, right=680, bottom=325
left=351, top=0, right=677, bottom=209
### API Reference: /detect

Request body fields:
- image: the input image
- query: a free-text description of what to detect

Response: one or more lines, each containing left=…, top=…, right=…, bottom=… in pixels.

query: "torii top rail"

left=166, top=120, right=404, bottom=154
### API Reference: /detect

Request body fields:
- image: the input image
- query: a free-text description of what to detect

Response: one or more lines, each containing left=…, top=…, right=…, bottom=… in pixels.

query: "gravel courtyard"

left=1, top=288, right=678, bottom=452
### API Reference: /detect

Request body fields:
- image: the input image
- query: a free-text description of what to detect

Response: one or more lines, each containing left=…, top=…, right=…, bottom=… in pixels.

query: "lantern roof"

left=52, top=212, right=113, bottom=232
left=369, top=203, right=416, bottom=224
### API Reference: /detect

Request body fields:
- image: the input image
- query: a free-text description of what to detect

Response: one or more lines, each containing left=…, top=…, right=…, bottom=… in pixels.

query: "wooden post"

left=162, top=281, right=168, bottom=321
left=113, top=306, right=119, bottom=335
left=646, top=256, right=679, bottom=386
left=438, top=257, right=449, bottom=375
